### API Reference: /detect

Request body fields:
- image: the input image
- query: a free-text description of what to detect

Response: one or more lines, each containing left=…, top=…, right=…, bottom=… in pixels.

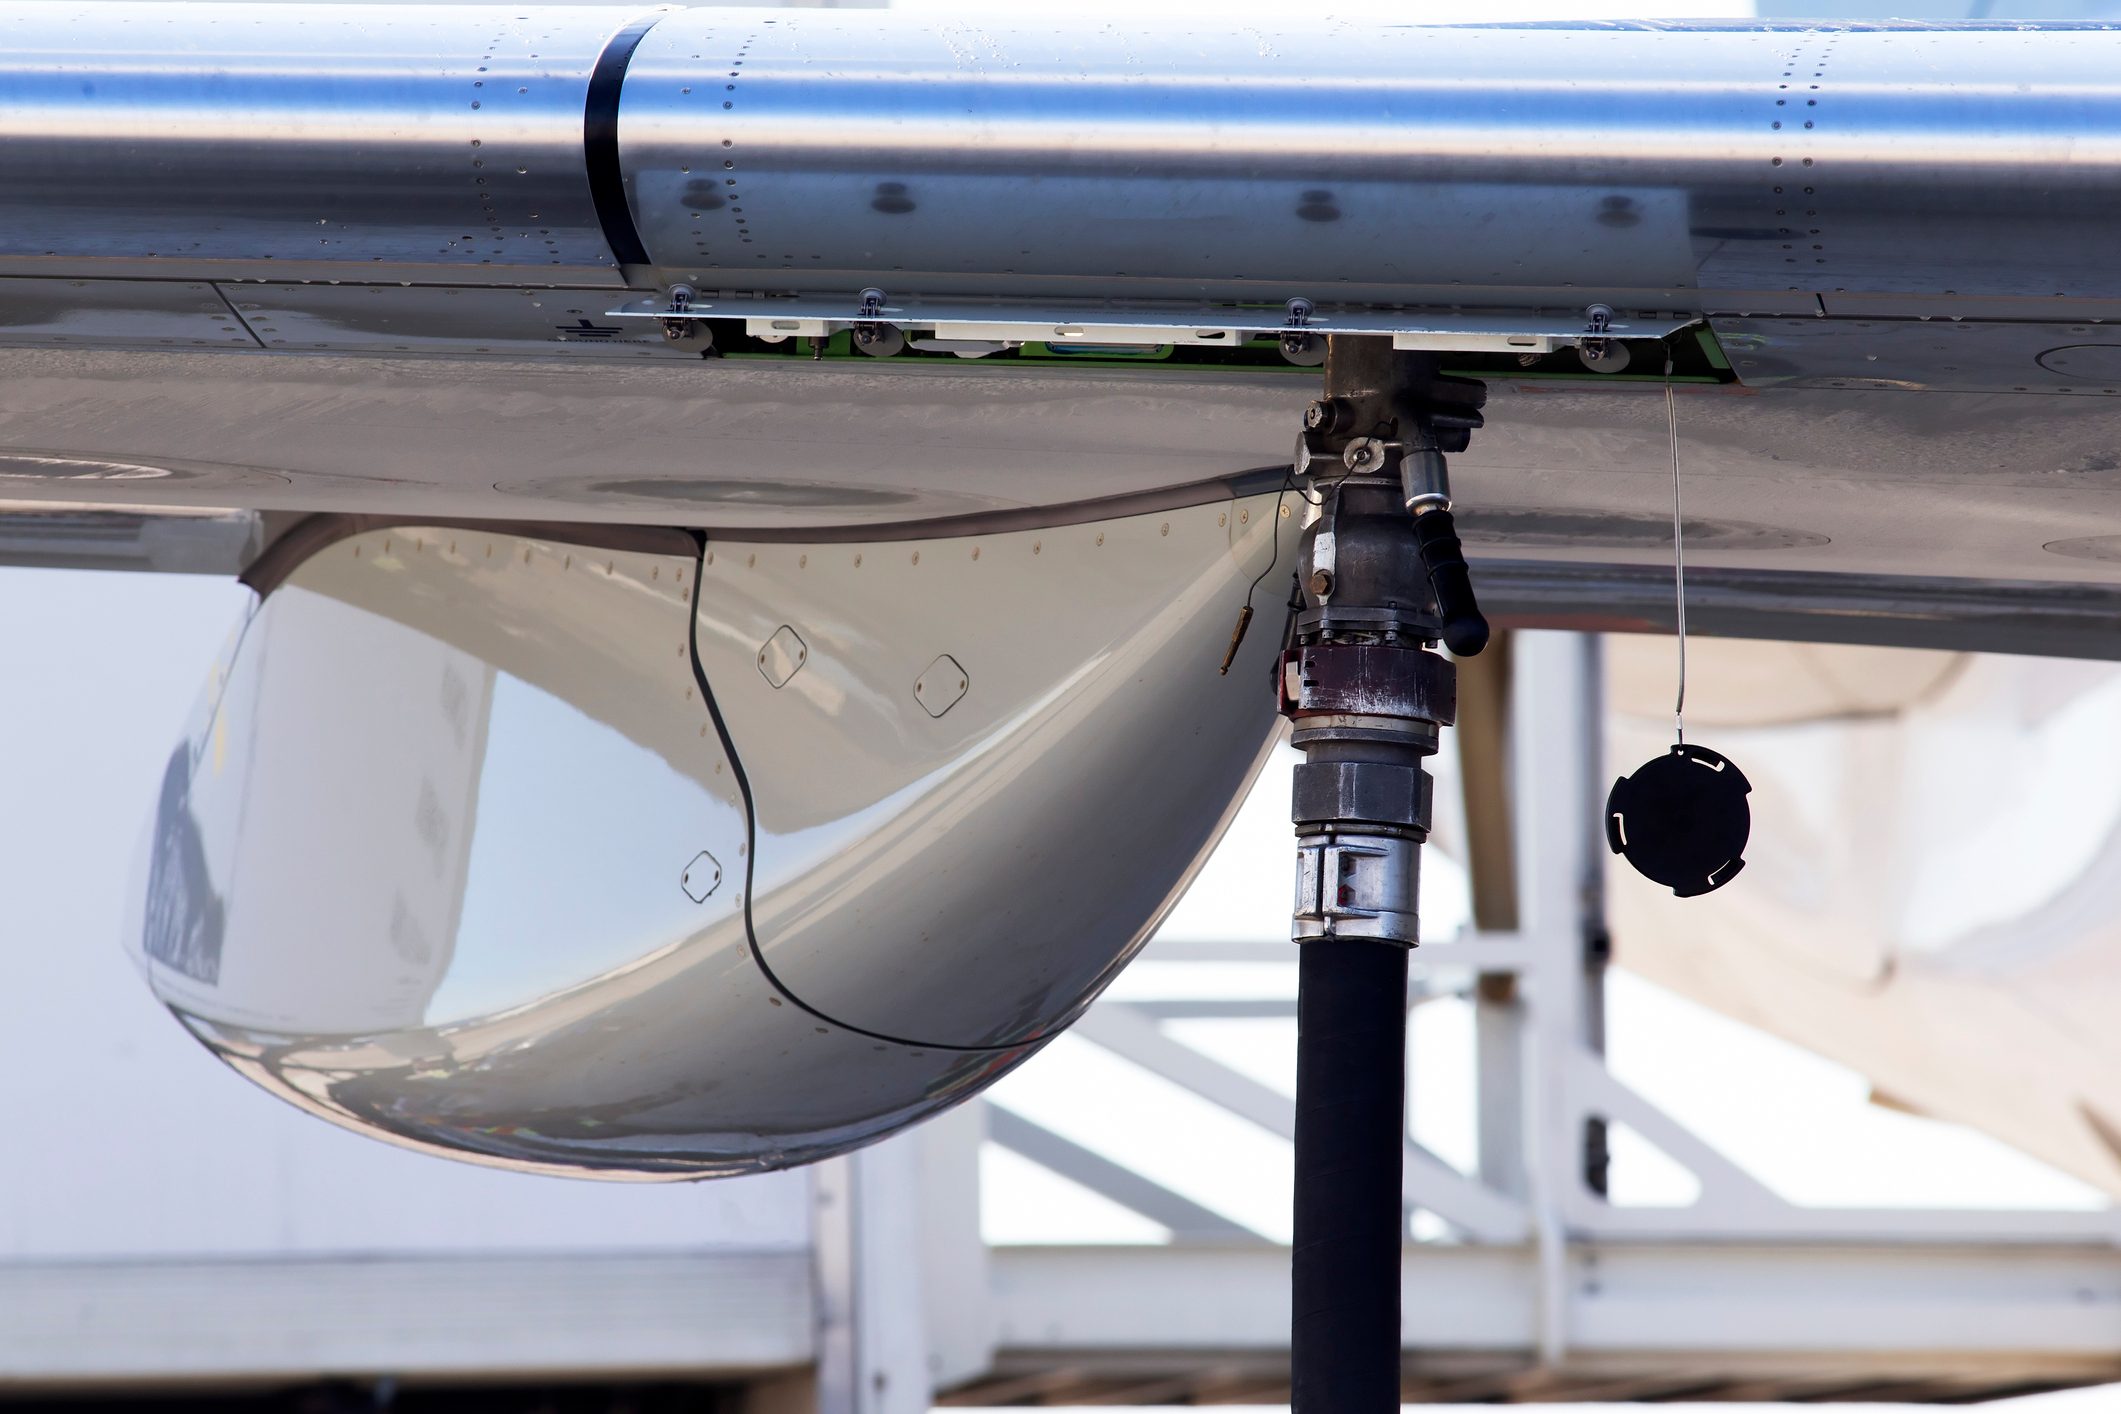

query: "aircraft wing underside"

left=16, top=4, right=2121, bottom=1199
left=1, top=5, right=2120, bottom=657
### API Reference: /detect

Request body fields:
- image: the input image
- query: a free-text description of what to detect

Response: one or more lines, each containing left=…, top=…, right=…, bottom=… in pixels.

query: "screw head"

left=1343, top=438, right=1385, bottom=473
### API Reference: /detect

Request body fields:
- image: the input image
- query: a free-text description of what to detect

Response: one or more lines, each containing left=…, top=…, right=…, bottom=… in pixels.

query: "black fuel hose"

left=1292, top=937, right=1408, bottom=1414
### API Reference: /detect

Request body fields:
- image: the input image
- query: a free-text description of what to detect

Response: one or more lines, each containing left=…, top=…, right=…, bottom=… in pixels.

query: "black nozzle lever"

left=1411, top=508, right=1489, bottom=657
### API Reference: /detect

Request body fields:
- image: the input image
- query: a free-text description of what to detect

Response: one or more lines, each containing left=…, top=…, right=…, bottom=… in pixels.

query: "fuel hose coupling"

left=1279, top=637, right=1454, bottom=947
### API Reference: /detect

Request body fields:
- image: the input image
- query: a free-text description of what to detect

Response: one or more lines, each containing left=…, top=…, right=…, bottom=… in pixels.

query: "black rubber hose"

left=1412, top=508, right=1490, bottom=658
left=1292, top=937, right=1408, bottom=1414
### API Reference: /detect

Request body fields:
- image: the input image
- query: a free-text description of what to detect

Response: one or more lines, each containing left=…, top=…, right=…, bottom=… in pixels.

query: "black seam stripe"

left=584, top=14, right=664, bottom=269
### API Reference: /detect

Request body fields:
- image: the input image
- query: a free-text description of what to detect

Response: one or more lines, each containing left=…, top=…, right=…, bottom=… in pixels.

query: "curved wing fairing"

left=129, top=486, right=1293, bottom=1177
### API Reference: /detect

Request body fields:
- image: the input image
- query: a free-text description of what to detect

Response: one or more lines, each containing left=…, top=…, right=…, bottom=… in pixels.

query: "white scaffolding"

left=861, top=632, right=2121, bottom=1408
left=9, top=630, right=2121, bottom=1407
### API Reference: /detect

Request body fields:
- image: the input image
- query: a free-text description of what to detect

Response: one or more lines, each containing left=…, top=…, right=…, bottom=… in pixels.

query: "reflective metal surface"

left=224, top=285, right=694, bottom=359
left=618, top=13, right=2121, bottom=308
left=699, top=488, right=1292, bottom=1047
left=3, top=12, right=2121, bottom=652
left=9, top=9, right=2121, bottom=312
left=0, top=279, right=254, bottom=348
left=0, top=502, right=257, bottom=572
left=1710, top=316, right=2121, bottom=394
left=131, top=498, right=1289, bottom=1175
left=0, top=3, right=640, bottom=282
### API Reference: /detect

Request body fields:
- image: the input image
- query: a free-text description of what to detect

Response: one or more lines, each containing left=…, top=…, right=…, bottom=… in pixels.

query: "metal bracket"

left=853, top=286, right=887, bottom=344
left=1281, top=297, right=1324, bottom=364
left=660, top=284, right=696, bottom=342
left=1580, top=303, right=1615, bottom=363
left=608, top=292, right=1696, bottom=356
left=1305, top=488, right=1340, bottom=607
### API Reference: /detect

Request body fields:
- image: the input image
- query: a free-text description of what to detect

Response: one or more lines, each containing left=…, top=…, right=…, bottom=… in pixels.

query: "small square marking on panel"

left=914, top=654, right=968, bottom=717
left=757, top=625, right=808, bottom=688
left=681, top=850, right=723, bottom=903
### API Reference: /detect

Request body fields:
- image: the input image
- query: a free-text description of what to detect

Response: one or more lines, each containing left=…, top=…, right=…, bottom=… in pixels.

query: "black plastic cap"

left=1606, top=743, right=1752, bottom=897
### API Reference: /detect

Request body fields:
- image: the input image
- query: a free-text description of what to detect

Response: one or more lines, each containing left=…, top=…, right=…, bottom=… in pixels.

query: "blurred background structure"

left=13, top=0, right=2121, bottom=1409
left=12, top=563, right=2121, bottom=1408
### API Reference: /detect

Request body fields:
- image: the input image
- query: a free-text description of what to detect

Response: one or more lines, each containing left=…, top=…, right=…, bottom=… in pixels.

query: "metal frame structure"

left=12, top=632, right=2121, bottom=1406
left=820, top=632, right=2121, bottom=1409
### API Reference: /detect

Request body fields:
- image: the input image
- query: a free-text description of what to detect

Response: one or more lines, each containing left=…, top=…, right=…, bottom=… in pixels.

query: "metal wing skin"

left=0, top=7, right=2119, bottom=618
left=19, top=7, right=2121, bottom=1174
left=133, top=498, right=1292, bottom=1178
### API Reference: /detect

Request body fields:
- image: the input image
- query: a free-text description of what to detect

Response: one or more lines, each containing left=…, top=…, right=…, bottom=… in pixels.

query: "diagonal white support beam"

left=987, top=1106, right=1267, bottom=1244
left=1073, top=1003, right=1529, bottom=1243
left=1563, top=1048, right=1787, bottom=1224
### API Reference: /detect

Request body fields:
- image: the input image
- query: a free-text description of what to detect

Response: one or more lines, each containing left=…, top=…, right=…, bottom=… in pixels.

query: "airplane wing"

left=12, top=5, right=2121, bottom=1175
left=2, top=7, right=2116, bottom=636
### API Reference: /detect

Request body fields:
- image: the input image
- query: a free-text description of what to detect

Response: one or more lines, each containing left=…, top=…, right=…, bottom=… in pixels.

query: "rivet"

left=1096, top=533, right=1105, bottom=546
left=912, top=550, right=921, bottom=565
left=748, top=553, right=757, bottom=568
left=971, top=546, right=981, bottom=560
left=1218, top=512, right=1227, bottom=526
left=1240, top=508, right=1250, bottom=523
left=1160, top=522, right=1170, bottom=536
left=854, top=553, right=863, bottom=567
left=1033, top=541, right=1041, bottom=554
left=799, top=553, right=808, bottom=569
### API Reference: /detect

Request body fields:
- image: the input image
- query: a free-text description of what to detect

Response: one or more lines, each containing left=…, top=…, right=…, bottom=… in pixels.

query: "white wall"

left=0, top=567, right=809, bottom=1262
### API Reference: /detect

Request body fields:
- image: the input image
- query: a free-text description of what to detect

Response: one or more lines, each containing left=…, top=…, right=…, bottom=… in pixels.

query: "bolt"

left=1308, top=568, right=1334, bottom=597
left=1343, top=439, right=1384, bottom=473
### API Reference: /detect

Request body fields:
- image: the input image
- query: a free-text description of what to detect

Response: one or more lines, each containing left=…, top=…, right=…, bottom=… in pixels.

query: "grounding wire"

left=684, top=535, right=1019, bottom=1055
left=1665, top=352, right=1688, bottom=746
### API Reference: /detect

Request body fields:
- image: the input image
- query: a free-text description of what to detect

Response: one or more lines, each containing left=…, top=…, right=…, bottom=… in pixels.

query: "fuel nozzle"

left=1399, top=436, right=1489, bottom=658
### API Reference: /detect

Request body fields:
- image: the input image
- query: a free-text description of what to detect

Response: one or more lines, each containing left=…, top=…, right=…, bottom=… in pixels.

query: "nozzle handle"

left=1412, top=508, right=1489, bottom=657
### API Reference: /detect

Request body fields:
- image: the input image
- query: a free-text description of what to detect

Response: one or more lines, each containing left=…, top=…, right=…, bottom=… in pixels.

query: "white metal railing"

left=813, top=633, right=2121, bottom=1412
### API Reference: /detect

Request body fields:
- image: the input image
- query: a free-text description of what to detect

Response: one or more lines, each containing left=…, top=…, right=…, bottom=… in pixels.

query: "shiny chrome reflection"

left=0, top=3, right=633, bottom=280
left=133, top=492, right=1292, bottom=1177
left=699, top=492, right=1292, bottom=1048
left=619, top=13, right=2121, bottom=306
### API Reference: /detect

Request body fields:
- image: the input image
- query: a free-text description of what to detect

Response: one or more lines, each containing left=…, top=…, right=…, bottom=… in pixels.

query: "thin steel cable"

left=1665, top=353, right=1687, bottom=746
